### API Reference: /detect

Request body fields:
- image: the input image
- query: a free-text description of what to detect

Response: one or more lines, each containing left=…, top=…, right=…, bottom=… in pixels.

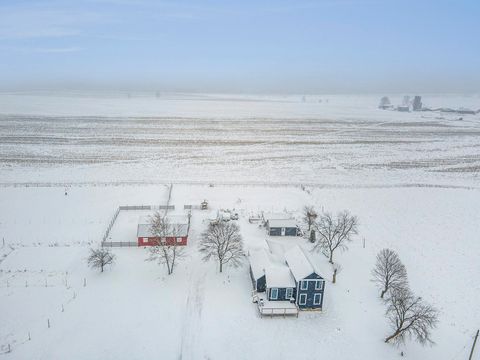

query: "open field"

left=0, top=93, right=479, bottom=187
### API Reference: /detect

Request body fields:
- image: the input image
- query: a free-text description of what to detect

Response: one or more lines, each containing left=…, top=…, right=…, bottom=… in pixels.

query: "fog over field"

left=1, top=93, right=479, bottom=187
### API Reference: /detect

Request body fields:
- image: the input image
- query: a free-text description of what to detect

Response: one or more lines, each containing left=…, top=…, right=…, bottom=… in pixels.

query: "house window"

left=314, top=293, right=322, bottom=305
left=142, top=237, right=148, bottom=243
left=300, top=281, right=308, bottom=290
left=176, top=237, right=182, bottom=243
left=315, top=280, right=323, bottom=290
left=270, top=288, right=278, bottom=300
left=161, top=237, right=166, bottom=244
left=299, top=293, right=307, bottom=305
left=285, top=288, right=293, bottom=299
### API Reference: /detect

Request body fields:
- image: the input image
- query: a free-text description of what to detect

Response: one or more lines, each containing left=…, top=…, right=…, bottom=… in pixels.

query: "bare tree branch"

left=312, top=210, right=359, bottom=263
left=372, top=249, right=408, bottom=298
left=199, top=222, right=244, bottom=273
left=384, top=287, right=438, bottom=345
left=303, top=206, right=318, bottom=232
left=88, top=248, right=115, bottom=273
left=146, top=211, right=186, bottom=275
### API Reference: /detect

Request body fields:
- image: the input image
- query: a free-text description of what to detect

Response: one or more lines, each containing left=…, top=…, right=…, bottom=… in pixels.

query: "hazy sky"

left=0, top=0, right=478, bottom=93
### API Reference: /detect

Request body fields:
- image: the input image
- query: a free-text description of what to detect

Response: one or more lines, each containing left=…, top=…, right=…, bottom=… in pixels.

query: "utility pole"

left=469, top=329, right=479, bottom=360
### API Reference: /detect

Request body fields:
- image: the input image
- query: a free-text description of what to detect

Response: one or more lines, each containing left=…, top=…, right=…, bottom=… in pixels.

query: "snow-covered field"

left=0, top=93, right=479, bottom=359
left=1, top=92, right=479, bottom=187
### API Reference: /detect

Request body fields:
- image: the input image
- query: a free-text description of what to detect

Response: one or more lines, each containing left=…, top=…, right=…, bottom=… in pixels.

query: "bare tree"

left=146, top=212, right=186, bottom=275
left=199, top=222, right=244, bottom=272
left=88, top=248, right=115, bottom=272
left=384, top=287, right=438, bottom=345
left=313, top=210, right=359, bottom=264
left=372, top=249, right=408, bottom=299
left=303, top=206, right=318, bottom=232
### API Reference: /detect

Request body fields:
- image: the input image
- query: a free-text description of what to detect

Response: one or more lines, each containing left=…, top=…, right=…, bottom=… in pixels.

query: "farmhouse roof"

left=265, top=265, right=296, bottom=288
left=249, top=248, right=270, bottom=280
left=284, top=245, right=317, bottom=281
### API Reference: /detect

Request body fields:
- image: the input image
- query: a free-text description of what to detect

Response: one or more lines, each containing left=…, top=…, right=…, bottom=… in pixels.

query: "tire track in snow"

left=179, top=269, right=206, bottom=360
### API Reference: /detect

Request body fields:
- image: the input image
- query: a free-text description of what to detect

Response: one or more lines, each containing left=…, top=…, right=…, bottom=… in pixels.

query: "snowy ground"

left=0, top=93, right=479, bottom=359
left=0, top=184, right=479, bottom=359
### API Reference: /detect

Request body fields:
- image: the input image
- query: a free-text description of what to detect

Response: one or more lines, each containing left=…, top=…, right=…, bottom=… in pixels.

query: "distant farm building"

left=397, top=105, right=410, bottom=112
left=137, top=214, right=189, bottom=246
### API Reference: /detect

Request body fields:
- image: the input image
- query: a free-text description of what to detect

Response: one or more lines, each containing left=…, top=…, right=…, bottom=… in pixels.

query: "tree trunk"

left=329, top=252, right=333, bottom=264
left=385, top=330, right=400, bottom=343
left=101, top=263, right=104, bottom=272
left=219, top=261, right=223, bottom=273
left=381, top=288, right=387, bottom=298
left=332, top=269, right=337, bottom=284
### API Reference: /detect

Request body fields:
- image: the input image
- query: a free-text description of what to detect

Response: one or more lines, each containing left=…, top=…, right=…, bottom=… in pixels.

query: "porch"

left=252, top=292, right=299, bottom=318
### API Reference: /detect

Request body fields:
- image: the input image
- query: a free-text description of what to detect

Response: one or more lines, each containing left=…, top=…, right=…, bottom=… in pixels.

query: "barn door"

left=281, top=227, right=286, bottom=236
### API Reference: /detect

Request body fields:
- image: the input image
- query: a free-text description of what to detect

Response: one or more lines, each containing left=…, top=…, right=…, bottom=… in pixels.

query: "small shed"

left=262, top=212, right=292, bottom=224
left=266, top=219, right=299, bottom=236
left=137, top=214, right=189, bottom=246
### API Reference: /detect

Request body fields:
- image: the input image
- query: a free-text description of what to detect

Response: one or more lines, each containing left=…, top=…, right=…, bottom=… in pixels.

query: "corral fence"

left=101, top=204, right=175, bottom=248
left=102, top=241, right=138, bottom=247
left=184, top=204, right=201, bottom=210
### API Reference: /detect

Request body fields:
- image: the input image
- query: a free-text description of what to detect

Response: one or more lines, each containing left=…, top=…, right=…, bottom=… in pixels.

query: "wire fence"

left=102, top=241, right=138, bottom=248
left=101, top=184, right=176, bottom=248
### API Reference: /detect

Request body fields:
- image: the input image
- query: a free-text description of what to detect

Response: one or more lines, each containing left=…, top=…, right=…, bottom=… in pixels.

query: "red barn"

left=137, top=215, right=189, bottom=246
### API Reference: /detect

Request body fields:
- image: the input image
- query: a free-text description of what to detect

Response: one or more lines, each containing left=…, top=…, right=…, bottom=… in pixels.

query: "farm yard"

left=0, top=93, right=479, bottom=359
left=0, top=183, right=479, bottom=359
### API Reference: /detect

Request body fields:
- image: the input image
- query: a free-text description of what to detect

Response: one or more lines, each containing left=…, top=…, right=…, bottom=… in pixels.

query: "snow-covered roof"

left=249, top=249, right=270, bottom=280
left=137, top=223, right=189, bottom=238
left=137, top=214, right=189, bottom=237
left=138, top=214, right=188, bottom=225
left=262, top=212, right=293, bottom=221
left=265, top=265, right=296, bottom=288
left=268, top=219, right=297, bottom=228
left=284, top=245, right=316, bottom=281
